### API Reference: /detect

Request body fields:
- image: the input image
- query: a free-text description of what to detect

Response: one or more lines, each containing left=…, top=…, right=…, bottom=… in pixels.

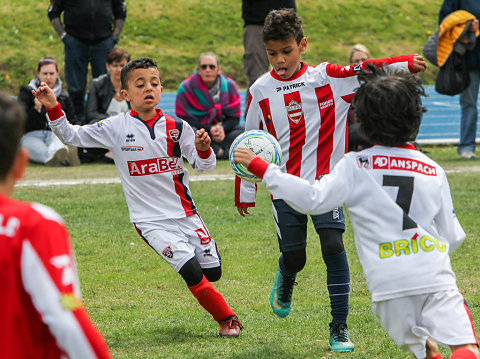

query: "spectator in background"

left=347, top=44, right=373, bottom=152
left=439, top=0, right=480, bottom=159
left=17, top=57, right=80, bottom=166
left=176, top=52, right=243, bottom=159
left=83, top=47, right=131, bottom=163
left=242, top=0, right=296, bottom=95
left=48, top=0, right=127, bottom=124
left=0, top=92, right=111, bottom=359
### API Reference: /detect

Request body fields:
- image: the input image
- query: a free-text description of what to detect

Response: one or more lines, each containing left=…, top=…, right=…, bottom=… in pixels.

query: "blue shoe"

left=329, top=323, right=355, bottom=352
left=270, top=268, right=297, bottom=318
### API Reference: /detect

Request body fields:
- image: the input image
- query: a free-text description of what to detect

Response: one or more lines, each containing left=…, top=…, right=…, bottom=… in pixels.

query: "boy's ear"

left=300, top=37, right=307, bottom=53
left=12, top=148, right=29, bottom=183
left=120, top=89, right=130, bottom=101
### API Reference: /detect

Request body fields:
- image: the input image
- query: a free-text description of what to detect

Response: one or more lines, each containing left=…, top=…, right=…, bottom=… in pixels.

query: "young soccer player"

left=33, top=57, right=243, bottom=337
left=0, top=92, right=111, bottom=358
left=236, top=8, right=427, bottom=352
left=234, top=65, right=479, bottom=359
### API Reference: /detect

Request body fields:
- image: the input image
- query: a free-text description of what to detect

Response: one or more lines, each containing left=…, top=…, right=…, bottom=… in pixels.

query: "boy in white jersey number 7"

left=237, top=7, right=427, bottom=352
left=33, top=57, right=243, bottom=337
left=234, top=65, right=479, bottom=359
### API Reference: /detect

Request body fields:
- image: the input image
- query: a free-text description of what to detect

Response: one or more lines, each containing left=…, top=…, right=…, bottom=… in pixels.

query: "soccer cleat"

left=329, top=323, right=355, bottom=352
left=218, top=315, right=243, bottom=337
left=270, top=268, right=297, bottom=318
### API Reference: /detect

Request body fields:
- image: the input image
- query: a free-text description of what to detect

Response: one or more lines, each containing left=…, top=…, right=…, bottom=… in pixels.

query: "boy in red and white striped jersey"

left=236, top=8, right=426, bottom=352
left=33, top=57, right=242, bottom=337
left=0, top=92, right=111, bottom=358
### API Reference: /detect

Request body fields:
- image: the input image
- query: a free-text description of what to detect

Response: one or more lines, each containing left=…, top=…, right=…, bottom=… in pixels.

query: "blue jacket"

left=439, top=0, right=480, bottom=70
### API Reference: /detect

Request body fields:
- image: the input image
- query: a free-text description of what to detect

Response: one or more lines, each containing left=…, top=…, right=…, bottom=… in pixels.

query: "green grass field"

left=13, top=145, right=480, bottom=359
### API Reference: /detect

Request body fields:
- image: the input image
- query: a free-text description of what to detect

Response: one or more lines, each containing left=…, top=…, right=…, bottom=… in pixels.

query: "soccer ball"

left=229, top=130, right=282, bottom=182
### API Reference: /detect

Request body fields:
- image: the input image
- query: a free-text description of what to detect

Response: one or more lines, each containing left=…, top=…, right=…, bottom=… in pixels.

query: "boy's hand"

left=195, top=128, right=211, bottom=151
left=32, top=82, right=58, bottom=109
left=236, top=206, right=250, bottom=217
left=412, top=54, right=427, bottom=73
left=233, top=147, right=256, bottom=168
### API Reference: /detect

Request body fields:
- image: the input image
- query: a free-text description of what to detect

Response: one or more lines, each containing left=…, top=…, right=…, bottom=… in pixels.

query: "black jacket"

left=242, top=0, right=296, bottom=26
left=85, top=73, right=116, bottom=124
left=18, top=86, right=77, bottom=133
left=439, top=0, right=480, bottom=70
left=48, top=0, right=127, bottom=44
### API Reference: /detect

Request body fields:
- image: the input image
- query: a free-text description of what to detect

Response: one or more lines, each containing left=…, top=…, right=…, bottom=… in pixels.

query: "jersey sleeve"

left=47, top=103, right=118, bottom=149
left=434, top=170, right=466, bottom=253
left=180, top=121, right=216, bottom=173
left=234, top=90, right=262, bottom=207
left=261, top=156, right=353, bottom=214
left=21, top=204, right=111, bottom=359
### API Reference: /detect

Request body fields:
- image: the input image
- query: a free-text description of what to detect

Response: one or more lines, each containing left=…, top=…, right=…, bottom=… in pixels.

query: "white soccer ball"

left=229, top=130, right=282, bottom=182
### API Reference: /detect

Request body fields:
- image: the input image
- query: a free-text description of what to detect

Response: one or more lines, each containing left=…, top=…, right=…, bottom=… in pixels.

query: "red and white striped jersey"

left=47, top=106, right=216, bottom=223
left=259, top=145, right=465, bottom=301
left=0, top=194, right=111, bottom=359
left=236, top=56, right=414, bottom=206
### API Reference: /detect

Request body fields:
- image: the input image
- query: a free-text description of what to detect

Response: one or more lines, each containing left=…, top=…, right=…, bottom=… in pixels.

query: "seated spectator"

left=347, top=44, right=373, bottom=152
left=83, top=47, right=131, bottom=163
left=17, top=57, right=80, bottom=166
left=176, top=52, right=244, bottom=159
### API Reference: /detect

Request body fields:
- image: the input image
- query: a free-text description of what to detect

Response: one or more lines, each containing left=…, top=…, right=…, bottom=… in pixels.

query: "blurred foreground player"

left=0, top=92, right=111, bottom=358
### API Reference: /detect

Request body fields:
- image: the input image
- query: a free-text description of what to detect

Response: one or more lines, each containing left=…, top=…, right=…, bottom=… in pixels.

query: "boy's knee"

left=282, top=249, right=306, bottom=273
left=179, top=258, right=204, bottom=287
left=203, top=266, right=222, bottom=282
left=318, top=228, right=345, bottom=256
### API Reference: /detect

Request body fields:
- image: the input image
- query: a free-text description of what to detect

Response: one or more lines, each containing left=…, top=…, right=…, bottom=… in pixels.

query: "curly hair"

left=0, top=92, right=25, bottom=180
left=352, top=64, right=427, bottom=147
left=263, top=8, right=303, bottom=44
left=121, top=57, right=158, bottom=89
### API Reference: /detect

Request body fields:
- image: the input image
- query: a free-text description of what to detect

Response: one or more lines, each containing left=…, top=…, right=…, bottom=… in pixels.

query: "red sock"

left=431, top=354, right=443, bottom=359
left=188, top=276, right=234, bottom=322
left=450, top=348, right=477, bottom=359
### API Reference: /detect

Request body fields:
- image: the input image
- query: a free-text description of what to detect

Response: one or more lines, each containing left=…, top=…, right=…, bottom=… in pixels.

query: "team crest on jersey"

left=286, top=100, right=303, bottom=123
left=169, top=129, right=180, bottom=142
left=162, top=246, right=174, bottom=259
left=357, top=156, right=371, bottom=169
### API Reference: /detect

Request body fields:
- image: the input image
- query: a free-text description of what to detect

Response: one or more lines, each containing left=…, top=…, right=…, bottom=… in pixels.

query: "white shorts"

left=134, top=214, right=221, bottom=272
left=372, top=290, right=478, bottom=359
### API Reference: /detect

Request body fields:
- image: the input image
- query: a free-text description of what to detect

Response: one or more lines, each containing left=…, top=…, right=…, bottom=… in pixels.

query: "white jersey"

left=236, top=56, right=414, bottom=206
left=260, top=145, right=465, bottom=301
left=48, top=108, right=216, bottom=223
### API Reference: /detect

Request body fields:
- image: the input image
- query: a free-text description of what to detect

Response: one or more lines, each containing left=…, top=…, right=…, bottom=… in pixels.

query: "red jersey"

left=236, top=56, right=414, bottom=206
left=0, top=194, right=111, bottom=359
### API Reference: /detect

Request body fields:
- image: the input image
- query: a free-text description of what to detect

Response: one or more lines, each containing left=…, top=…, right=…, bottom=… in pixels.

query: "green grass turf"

left=13, top=145, right=479, bottom=358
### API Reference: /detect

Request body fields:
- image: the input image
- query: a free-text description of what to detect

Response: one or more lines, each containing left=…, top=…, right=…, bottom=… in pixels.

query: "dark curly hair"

left=0, top=92, right=25, bottom=180
left=263, top=8, right=303, bottom=44
left=352, top=64, right=427, bottom=147
left=121, top=57, right=159, bottom=89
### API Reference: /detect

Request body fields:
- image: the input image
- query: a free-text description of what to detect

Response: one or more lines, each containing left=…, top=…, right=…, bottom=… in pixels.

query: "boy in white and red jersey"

left=236, top=8, right=427, bottom=352
left=0, top=92, right=111, bottom=358
left=234, top=66, right=479, bottom=359
left=33, top=57, right=243, bottom=337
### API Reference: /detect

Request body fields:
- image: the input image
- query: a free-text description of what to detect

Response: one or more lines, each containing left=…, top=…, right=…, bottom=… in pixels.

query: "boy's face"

left=265, top=36, right=307, bottom=80
left=121, top=67, right=162, bottom=116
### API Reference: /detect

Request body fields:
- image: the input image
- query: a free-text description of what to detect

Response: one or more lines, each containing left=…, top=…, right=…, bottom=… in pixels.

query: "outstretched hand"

left=195, top=128, right=211, bottom=151
left=412, top=54, right=427, bottom=73
left=32, top=82, right=58, bottom=109
left=233, top=147, right=256, bottom=168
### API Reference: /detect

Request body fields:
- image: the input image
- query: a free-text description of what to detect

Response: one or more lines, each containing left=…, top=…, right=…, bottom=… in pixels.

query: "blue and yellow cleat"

left=329, top=323, right=355, bottom=352
left=270, top=268, right=297, bottom=318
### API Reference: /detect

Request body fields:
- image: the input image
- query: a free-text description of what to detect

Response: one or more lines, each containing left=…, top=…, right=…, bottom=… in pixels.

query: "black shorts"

left=272, top=199, right=345, bottom=252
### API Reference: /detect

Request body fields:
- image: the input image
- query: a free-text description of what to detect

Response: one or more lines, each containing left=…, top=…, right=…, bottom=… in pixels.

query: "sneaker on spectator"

left=45, top=147, right=67, bottom=167
left=66, top=145, right=81, bottom=166
left=459, top=151, right=475, bottom=159
left=218, top=315, right=243, bottom=337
